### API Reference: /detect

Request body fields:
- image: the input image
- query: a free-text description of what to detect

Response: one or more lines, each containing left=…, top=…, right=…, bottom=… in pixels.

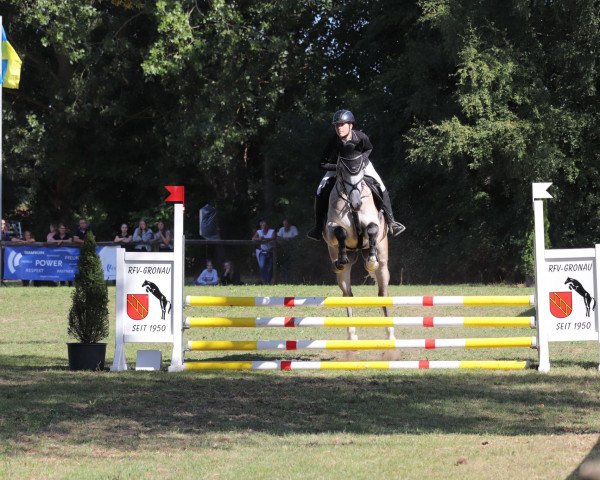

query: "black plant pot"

left=67, top=343, right=107, bottom=371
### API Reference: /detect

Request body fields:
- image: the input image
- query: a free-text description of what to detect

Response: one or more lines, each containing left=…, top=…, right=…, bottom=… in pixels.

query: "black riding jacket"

left=319, top=130, right=373, bottom=171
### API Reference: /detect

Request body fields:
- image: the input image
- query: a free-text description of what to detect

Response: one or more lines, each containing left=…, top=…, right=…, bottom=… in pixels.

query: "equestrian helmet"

left=332, top=109, right=355, bottom=125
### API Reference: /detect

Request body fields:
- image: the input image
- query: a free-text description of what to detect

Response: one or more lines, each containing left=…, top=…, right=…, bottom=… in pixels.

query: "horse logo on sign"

left=127, top=294, right=149, bottom=320
left=549, top=291, right=572, bottom=319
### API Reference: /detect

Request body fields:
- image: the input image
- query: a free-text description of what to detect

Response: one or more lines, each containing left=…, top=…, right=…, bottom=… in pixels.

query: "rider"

left=306, top=109, right=405, bottom=240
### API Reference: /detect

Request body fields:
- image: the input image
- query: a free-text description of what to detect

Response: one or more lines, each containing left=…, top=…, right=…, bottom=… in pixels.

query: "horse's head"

left=337, top=153, right=366, bottom=211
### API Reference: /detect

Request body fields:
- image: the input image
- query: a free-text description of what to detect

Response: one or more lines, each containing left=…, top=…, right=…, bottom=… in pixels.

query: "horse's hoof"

left=333, top=262, right=344, bottom=272
left=365, top=260, right=379, bottom=272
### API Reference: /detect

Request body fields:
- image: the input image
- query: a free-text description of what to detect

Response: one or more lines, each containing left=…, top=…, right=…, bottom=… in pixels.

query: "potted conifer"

left=67, top=231, right=109, bottom=370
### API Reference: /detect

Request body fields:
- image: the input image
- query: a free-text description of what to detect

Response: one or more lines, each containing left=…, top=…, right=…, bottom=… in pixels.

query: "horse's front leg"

left=333, top=226, right=349, bottom=271
left=365, top=222, right=379, bottom=272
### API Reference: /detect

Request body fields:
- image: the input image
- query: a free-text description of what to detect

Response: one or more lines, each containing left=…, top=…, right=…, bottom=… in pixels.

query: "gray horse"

left=322, top=154, right=394, bottom=341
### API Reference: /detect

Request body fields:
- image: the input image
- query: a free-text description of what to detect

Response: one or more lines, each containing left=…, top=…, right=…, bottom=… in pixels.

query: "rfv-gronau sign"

left=533, top=182, right=600, bottom=372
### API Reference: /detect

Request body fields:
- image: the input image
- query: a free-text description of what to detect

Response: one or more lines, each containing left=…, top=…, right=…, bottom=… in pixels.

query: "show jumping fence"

left=111, top=183, right=600, bottom=373
left=176, top=294, right=537, bottom=371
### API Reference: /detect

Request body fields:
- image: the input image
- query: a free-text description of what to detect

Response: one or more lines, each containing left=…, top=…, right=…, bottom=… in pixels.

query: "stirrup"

left=389, top=222, right=406, bottom=237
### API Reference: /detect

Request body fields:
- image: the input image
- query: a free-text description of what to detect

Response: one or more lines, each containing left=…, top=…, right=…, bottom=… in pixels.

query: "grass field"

left=1, top=283, right=600, bottom=479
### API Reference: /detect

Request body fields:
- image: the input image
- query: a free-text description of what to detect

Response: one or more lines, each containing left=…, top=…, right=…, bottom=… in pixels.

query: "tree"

left=68, top=232, right=109, bottom=344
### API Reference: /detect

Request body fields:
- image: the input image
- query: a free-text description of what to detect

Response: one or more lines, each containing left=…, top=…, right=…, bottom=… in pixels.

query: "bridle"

left=336, top=154, right=366, bottom=205
left=336, top=154, right=366, bottom=249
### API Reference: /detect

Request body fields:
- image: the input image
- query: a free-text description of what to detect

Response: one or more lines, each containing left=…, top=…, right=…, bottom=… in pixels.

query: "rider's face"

left=335, top=122, right=352, bottom=139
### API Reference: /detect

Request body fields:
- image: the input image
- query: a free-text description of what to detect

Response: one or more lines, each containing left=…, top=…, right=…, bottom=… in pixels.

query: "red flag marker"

left=164, top=186, right=185, bottom=203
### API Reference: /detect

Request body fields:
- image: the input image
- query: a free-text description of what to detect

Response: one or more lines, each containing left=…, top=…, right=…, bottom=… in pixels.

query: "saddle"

left=363, top=175, right=384, bottom=212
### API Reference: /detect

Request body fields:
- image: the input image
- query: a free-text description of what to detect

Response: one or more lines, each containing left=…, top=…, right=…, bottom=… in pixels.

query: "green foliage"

left=4, top=0, right=600, bottom=282
left=68, top=232, right=109, bottom=343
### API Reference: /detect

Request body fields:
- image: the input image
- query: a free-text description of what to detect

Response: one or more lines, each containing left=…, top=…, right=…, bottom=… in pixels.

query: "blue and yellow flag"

left=1, top=26, right=21, bottom=89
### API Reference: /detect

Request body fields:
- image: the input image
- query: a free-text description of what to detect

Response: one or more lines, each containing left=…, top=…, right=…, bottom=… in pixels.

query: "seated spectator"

left=11, top=230, right=36, bottom=243
left=1, top=219, right=12, bottom=241
left=132, top=219, right=153, bottom=252
left=114, top=223, right=133, bottom=249
left=278, top=218, right=299, bottom=240
left=154, top=219, right=173, bottom=251
left=49, top=224, right=72, bottom=245
left=221, top=260, right=241, bottom=285
left=72, top=218, right=93, bottom=244
left=195, top=260, right=219, bottom=286
left=46, top=223, right=57, bottom=242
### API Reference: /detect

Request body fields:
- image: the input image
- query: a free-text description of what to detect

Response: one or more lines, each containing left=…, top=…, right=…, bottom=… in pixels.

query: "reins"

left=336, top=156, right=366, bottom=250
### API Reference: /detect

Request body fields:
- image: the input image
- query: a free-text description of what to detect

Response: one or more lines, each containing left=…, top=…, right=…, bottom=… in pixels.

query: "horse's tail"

left=168, top=302, right=172, bottom=314
left=593, top=297, right=597, bottom=311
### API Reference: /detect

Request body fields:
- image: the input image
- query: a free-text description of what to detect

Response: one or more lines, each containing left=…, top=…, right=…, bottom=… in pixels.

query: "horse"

left=322, top=154, right=394, bottom=342
left=565, top=277, right=596, bottom=317
left=142, top=280, right=171, bottom=320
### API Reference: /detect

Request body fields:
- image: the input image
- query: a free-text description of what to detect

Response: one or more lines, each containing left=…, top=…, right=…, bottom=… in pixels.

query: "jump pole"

left=183, top=360, right=531, bottom=371
left=186, top=295, right=534, bottom=307
left=185, top=316, right=536, bottom=328
left=187, top=337, right=537, bottom=351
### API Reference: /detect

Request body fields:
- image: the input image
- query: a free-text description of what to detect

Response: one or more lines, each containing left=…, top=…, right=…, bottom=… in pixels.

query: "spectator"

left=252, top=220, right=276, bottom=284
left=46, top=223, right=57, bottom=242
left=114, top=223, right=133, bottom=249
left=154, top=219, right=173, bottom=252
left=11, top=230, right=36, bottom=243
left=132, top=219, right=153, bottom=252
left=48, top=224, right=72, bottom=286
left=221, top=260, right=241, bottom=285
left=73, top=218, right=93, bottom=244
left=195, top=260, right=219, bottom=285
left=277, top=218, right=299, bottom=240
left=1, top=219, right=11, bottom=241
left=49, top=224, right=72, bottom=245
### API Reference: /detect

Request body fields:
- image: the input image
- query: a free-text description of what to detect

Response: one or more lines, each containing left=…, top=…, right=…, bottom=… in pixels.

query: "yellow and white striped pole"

left=185, top=316, right=536, bottom=328
left=187, top=336, right=537, bottom=351
left=186, top=295, right=535, bottom=307
left=184, top=360, right=531, bottom=371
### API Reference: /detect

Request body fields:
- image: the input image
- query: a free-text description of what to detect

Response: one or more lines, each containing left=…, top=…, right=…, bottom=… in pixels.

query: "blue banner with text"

left=3, top=245, right=118, bottom=281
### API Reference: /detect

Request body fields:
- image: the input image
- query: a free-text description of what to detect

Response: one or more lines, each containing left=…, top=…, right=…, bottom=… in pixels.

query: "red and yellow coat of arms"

left=549, top=291, right=572, bottom=319
left=127, top=294, right=149, bottom=320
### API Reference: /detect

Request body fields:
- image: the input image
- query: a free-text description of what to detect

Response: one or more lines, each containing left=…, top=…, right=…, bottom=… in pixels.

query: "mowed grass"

left=1, top=283, right=600, bottom=479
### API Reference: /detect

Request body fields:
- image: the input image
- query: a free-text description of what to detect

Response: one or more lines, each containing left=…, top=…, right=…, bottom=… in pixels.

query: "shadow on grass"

left=2, top=354, right=600, bottom=457
left=567, top=437, right=600, bottom=479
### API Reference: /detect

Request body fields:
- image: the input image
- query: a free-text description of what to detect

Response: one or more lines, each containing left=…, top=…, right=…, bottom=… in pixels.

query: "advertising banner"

left=3, top=245, right=118, bottom=281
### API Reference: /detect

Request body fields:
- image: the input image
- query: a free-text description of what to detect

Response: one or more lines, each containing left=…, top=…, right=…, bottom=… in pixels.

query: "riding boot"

left=306, top=192, right=329, bottom=241
left=381, top=190, right=406, bottom=237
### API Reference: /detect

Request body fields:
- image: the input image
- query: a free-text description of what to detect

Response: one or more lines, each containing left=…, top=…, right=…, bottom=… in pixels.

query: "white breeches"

left=316, top=163, right=386, bottom=195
